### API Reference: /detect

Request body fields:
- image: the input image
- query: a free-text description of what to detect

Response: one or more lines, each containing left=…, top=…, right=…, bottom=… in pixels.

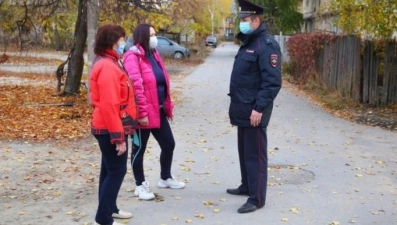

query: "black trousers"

left=131, top=109, right=175, bottom=185
left=237, top=126, right=268, bottom=208
left=94, top=134, right=128, bottom=225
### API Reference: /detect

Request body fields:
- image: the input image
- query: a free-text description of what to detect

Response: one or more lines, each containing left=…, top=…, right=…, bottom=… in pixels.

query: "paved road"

left=2, top=42, right=396, bottom=225
left=115, top=42, right=396, bottom=225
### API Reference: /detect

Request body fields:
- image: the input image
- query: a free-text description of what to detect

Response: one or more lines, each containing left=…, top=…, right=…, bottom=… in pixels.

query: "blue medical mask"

left=116, top=42, right=126, bottom=55
left=239, top=21, right=253, bottom=34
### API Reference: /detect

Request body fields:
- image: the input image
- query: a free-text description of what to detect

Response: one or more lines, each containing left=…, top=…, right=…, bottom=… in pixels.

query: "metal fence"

left=274, top=34, right=290, bottom=62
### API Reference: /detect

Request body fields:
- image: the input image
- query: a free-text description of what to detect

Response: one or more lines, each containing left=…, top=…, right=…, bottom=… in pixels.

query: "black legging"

left=131, top=109, right=175, bottom=185
left=94, top=134, right=128, bottom=225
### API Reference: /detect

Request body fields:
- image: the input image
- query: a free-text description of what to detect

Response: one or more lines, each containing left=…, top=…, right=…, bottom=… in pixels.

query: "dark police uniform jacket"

left=229, top=23, right=282, bottom=127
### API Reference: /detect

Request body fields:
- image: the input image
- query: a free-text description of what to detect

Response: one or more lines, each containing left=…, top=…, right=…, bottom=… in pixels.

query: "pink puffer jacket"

left=123, top=45, right=174, bottom=129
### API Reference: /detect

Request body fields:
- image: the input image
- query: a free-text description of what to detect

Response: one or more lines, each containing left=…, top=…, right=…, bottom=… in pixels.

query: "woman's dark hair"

left=133, top=24, right=152, bottom=54
left=94, top=24, right=126, bottom=55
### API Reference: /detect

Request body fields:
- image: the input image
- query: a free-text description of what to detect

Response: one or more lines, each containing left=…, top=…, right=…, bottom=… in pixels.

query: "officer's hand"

left=250, top=110, right=263, bottom=127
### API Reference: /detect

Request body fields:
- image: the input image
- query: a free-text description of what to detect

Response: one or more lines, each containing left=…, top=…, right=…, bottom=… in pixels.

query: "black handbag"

left=121, top=111, right=136, bottom=127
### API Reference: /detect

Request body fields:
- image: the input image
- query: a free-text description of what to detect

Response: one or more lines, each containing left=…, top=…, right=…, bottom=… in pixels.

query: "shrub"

left=286, top=32, right=337, bottom=84
left=281, top=61, right=296, bottom=82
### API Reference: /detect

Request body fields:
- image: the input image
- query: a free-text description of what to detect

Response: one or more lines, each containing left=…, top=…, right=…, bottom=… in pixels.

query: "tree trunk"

left=54, top=24, right=61, bottom=51
left=87, top=0, right=99, bottom=104
left=64, top=0, right=87, bottom=95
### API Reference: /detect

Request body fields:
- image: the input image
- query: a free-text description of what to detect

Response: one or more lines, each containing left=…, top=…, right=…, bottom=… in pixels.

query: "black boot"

left=226, top=188, right=249, bottom=196
left=237, top=203, right=257, bottom=213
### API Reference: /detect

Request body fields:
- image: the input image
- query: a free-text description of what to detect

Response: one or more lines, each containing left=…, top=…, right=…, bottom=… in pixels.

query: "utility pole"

left=208, top=4, right=214, bottom=36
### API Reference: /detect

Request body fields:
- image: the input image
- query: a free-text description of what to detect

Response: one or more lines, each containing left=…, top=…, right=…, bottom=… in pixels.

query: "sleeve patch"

left=270, top=54, right=279, bottom=68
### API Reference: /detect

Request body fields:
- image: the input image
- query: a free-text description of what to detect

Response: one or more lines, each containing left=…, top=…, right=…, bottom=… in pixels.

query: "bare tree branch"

left=0, top=0, right=6, bottom=7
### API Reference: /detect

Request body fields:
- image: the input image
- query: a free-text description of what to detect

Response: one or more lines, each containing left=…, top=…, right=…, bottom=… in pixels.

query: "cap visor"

left=238, top=13, right=252, bottom=18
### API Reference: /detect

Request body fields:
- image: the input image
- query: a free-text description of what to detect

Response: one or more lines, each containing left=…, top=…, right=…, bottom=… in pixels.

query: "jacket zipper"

left=126, top=81, right=130, bottom=101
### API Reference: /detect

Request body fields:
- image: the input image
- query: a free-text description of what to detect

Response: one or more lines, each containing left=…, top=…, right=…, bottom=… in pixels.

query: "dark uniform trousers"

left=237, top=126, right=268, bottom=208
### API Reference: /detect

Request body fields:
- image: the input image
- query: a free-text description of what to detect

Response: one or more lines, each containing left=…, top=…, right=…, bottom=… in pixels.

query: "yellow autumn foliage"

left=331, top=0, right=397, bottom=39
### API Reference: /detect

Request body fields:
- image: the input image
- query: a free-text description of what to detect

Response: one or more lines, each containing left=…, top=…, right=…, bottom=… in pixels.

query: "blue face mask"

left=239, top=21, right=253, bottom=35
left=116, top=42, right=126, bottom=55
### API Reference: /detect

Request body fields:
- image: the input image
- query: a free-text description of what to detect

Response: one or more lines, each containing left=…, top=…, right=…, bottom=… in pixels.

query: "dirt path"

left=0, top=50, right=200, bottom=225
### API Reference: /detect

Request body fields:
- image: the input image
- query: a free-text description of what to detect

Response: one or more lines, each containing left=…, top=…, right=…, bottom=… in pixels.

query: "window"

left=158, top=38, right=170, bottom=46
left=332, top=25, right=339, bottom=34
left=305, top=19, right=313, bottom=32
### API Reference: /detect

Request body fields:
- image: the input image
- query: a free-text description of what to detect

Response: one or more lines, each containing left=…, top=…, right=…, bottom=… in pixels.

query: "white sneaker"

left=158, top=177, right=185, bottom=189
left=112, top=209, right=132, bottom=219
left=134, top=181, right=155, bottom=200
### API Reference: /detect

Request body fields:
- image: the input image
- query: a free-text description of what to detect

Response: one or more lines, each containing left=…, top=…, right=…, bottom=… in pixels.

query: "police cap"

left=237, top=0, right=267, bottom=18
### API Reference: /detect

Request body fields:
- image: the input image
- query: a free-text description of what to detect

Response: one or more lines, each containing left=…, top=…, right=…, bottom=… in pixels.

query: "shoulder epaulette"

left=264, top=34, right=273, bottom=45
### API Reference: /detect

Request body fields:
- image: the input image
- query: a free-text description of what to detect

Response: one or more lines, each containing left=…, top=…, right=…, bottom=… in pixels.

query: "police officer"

left=226, top=0, right=282, bottom=214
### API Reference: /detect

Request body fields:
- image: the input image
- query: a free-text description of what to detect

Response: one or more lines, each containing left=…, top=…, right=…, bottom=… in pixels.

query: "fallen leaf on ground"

left=329, top=221, right=340, bottom=225
left=203, top=200, right=214, bottom=205
left=195, top=214, right=205, bottom=219
left=290, top=207, right=299, bottom=214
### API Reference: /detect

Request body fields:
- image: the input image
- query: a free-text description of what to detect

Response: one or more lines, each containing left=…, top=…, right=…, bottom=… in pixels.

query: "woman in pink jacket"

left=123, top=24, right=185, bottom=200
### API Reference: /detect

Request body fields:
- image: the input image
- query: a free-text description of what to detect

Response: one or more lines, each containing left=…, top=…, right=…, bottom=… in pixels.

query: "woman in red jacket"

left=123, top=24, right=185, bottom=201
left=90, top=24, right=136, bottom=225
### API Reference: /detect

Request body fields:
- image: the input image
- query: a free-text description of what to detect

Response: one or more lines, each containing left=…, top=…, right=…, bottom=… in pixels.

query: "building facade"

left=217, top=0, right=237, bottom=41
left=302, top=0, right=339, bottom=33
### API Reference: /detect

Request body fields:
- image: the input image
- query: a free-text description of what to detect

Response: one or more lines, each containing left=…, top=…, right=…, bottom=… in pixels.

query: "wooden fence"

left=315, top=36, right=397, bottom=106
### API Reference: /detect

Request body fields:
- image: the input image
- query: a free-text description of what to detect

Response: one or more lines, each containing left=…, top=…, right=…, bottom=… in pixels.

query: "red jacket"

left=123, top=45, right=174, bottom=129
left=90, top=50, right=137, bottom=143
